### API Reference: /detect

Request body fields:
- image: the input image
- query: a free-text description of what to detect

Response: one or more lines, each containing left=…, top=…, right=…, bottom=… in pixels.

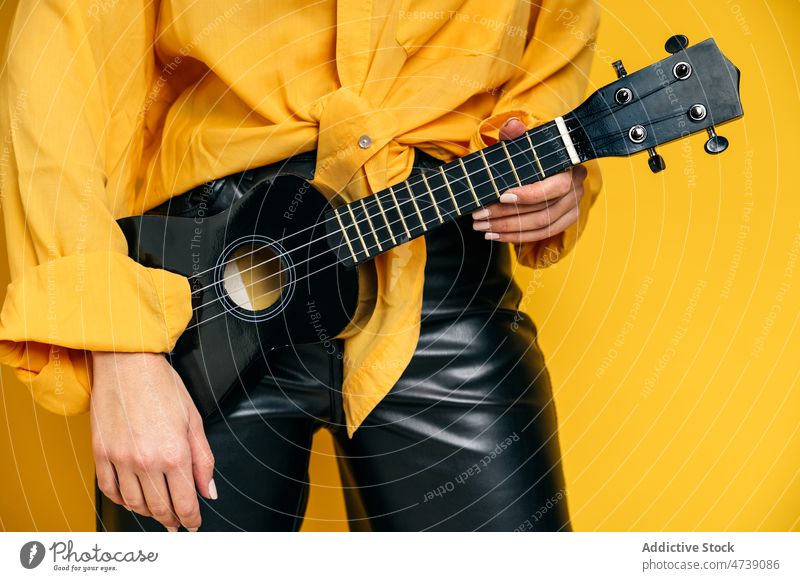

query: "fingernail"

left=208, top=478, right=218, bottom=500
left=166, top=526, right=178, bottom=533
left=485, top=233, right=501, bottom=240
left=472, top=221, right=490, bottom=231
left=187, top=527, right=199, bottom=532
left=471, top=208, right=490, bottom=220
left=502, top=116, right=521, bottom=128
left=499, top=193, right=518, bottom=203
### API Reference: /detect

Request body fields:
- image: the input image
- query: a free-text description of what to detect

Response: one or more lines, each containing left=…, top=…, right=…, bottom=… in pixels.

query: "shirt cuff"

left=0, top=252, right=192, bottom=414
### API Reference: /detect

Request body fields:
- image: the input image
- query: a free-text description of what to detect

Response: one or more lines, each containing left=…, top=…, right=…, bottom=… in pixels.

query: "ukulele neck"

left=326, top=115, right=585, bottom=267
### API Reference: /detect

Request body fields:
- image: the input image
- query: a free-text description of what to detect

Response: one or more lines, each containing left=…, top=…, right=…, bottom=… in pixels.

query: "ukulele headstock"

left=572, top=36, right=743, bottom=172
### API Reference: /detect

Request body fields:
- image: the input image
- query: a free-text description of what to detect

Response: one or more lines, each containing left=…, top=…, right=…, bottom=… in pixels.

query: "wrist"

left=91, top=351, right=163, bottom=377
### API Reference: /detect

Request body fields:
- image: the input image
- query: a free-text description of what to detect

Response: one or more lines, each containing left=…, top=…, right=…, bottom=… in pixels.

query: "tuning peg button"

left=615, top=87, right=632, bottom=105
left=665, top=34, right=689, bottom=54
left=648, top=148, right=666, bottom=173
left=704, top=127, right=729, bottom=154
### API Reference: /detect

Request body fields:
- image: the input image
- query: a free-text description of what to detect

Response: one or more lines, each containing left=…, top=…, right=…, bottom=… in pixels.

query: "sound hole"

left=222, top=242, right=285, bottom=312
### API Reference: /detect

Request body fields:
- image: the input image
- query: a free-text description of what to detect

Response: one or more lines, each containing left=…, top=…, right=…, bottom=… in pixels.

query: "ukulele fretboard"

left=325, top=116, right=583, bottom=267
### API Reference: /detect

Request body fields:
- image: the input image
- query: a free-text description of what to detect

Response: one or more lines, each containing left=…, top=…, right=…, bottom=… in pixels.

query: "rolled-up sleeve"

left=0, top=0, right=191, bottom=415
left=470, top=0, right=603, bottom=269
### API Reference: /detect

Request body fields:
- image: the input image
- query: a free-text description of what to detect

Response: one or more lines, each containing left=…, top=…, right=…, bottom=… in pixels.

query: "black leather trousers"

left=96, top=152, right=571, bottom=532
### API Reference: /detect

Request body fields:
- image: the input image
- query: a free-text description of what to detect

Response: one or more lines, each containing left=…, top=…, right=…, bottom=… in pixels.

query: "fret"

left=528, top=121, right=574, bottom=178
left=387, top=186, right=412, bottom=239
left=421, top=168, right=457, bottom=222
left=460, top=153, right=499, bottom=207
left=504, top=134, right=539, bottom=184
left=420, top=172, right=443, bottom=223
left=440, top=161, right=479, bottom=214
left=499, top=141, right=522, bottom=187
left=478, top=150, right=500, bottom=198
left=405, top=182, right=427, bottom=232
left=438, top=165, right=461, bottom=215
left=481, top=144, right=518, bottom=193
left=333, top=208, right=358, bottom=262
left=360, top=198, right=382, bottom=252
left=457, top=158, right=480, bottom=205
left=375, top=189, right=408, bottom=244
left=351, top=196, right=395, bottom=256
left=392, top=181, right=427, bottom=234
left=372, top=193, right=396, bottom=244
left=346, top=204, right=370, bottom=256
left=524, top=131, right=545, bottom=179
left=407, top=177, right=442, bottom=229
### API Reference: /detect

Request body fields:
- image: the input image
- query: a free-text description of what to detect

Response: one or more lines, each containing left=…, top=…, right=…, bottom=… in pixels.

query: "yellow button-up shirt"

left=0, top=0, right=601, bottom=437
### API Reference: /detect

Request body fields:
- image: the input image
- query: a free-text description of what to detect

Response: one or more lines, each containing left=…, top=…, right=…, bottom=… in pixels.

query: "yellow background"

left=1, top=0, right=798, bottom=532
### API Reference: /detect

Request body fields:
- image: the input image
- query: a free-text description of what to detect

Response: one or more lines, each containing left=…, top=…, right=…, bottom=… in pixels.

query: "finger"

left=188, top=410, right=217, bottom=501
left=499, top=117, right=527, bottom=140
left=95, top=457, right=124, bottom=507
left=485, top=205, right=581, bottom=244
left=472, top=199, right=551, bottom=220
left=500, top=165, right=587, bottom=205
left=137, top=470, right=180, bottom=530
left=474, top=189, right=577, bottom=234
left=165, top=461, right=202, bottom=532
left=117, top=468, right=151, bottom=517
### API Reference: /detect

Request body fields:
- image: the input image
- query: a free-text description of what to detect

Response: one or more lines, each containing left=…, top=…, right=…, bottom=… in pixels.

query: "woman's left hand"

left=471, top=117, right=587, bottom=243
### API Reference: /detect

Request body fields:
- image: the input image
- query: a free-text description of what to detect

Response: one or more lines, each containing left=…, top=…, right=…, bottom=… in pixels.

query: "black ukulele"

left=118, top=36, right=743, bottom=417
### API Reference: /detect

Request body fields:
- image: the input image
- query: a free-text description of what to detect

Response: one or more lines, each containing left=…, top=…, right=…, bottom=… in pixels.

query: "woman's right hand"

left=90, top=351, right=217, bottom=531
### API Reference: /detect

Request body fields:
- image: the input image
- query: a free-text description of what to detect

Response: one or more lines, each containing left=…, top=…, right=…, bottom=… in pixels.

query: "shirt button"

left=358, top=134, right=372, bottom=149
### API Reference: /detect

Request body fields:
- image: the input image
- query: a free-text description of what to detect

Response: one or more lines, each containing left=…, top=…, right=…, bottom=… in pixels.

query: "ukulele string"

left=183, top=118, right=592, bottom=286
left=181, top=75, right=677, bottom=286
left=185, top=120, right=597, bottom=299
left=186, top=132, right=576, bottom=300
left=185, top=105, right=693, bottom=330
left=182, top=145, right=590, bottom=332
left=186, top=103, right=687, bottom=313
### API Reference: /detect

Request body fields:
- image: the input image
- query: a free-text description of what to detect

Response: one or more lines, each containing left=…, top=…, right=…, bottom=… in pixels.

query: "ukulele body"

left=117, top=171, right=359, bottom=418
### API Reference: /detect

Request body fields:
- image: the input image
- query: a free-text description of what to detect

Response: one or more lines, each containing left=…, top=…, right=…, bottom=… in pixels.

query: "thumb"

left=499, top=116, right=526, bottom=141
left=188, top=411, right=217, bottom=500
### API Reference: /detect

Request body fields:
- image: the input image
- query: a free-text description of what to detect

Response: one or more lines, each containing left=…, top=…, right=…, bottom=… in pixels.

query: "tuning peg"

left=612, top=60, right=628, bottom=79
left=647, top=148, right=666, bottom=173
left=664, top=34, right=689, bottom=54
left=704, top=126, right=729, bottom=154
